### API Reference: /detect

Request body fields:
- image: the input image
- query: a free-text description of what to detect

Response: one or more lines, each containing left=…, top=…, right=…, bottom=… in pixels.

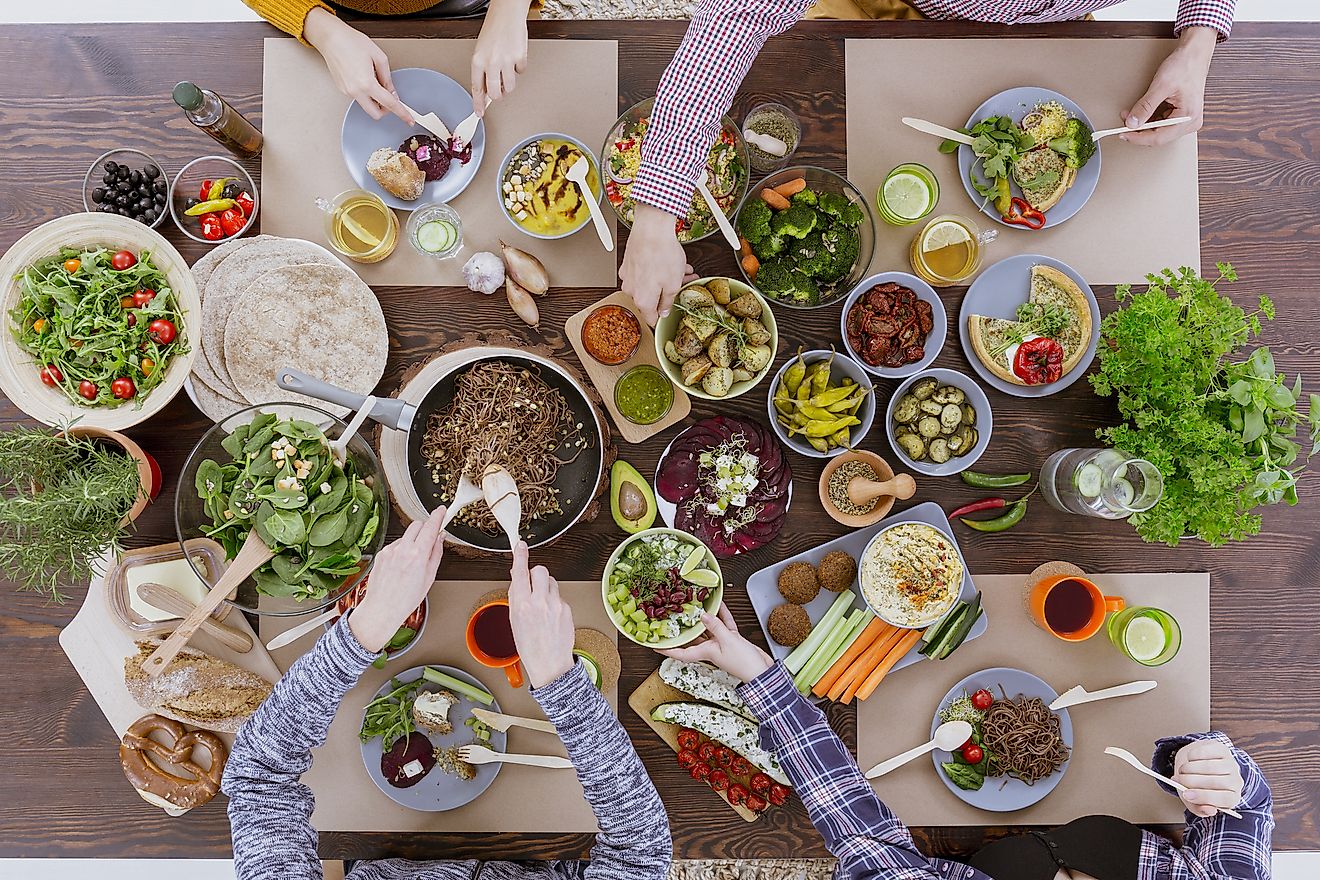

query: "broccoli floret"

left=756, top=233, right=786, bottom=258
left=788, top=232, right=832, bottom=278
left=818, top=225, right=860, bottom=284
left=787, top=272, right=821, bottom=307
left=817, top=191, right=851, bottom=219
left=751, top=259, right=795, bottom=301
left=790, top=188, right=818, bottom=208
left=1048, top=117, right=1097, bottom=170
left=737, top=198, right=772, bottom=243
left=770, top=203, right=818, bottom=239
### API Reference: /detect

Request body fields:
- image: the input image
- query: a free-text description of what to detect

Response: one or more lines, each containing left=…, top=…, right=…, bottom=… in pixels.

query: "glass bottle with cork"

left=172, top=81, right=263, bottom=159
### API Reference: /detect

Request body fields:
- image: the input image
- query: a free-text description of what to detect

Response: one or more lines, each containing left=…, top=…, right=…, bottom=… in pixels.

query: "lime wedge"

left=683, top=568, right=720, bottom=589
left=340, top=210, right=382, bottom=248
left=922, top=220, right=971, bottom=254
left=883, top=172, right=932, bottom=221
left=679, top=543, right=706, bottom=576
left=1123, top=615, right=1166, bottom=662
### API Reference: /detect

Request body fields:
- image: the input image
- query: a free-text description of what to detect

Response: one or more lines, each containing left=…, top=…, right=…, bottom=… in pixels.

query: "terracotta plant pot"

left=60, top=425, right=158, bottom=525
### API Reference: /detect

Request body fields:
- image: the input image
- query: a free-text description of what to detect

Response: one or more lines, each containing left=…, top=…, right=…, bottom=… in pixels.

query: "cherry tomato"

left=236, top=191, right=256, bottom=217
left=767, top=783, right=790, bottom=806
left=110, top=377, right=136, bottom=400
left=707, top=769, right=729, bottom=792
left=713, top=746, right=733, bottom=767
left=676, top=729, right=699, bottom=752
left=200, top=212, right=225, bottom=241
left=218, top=206, right=246, bottom=237
left=199, top=180, right=213, bottom=201
left=697, top=742, right=718, bottom=764
left=62, top=258, right=81, bottom=273
left=749, top=773, right=772, bottom=794
left=676, top=748, right=699, bottom=769
left=141, top=357, right=155, bottom=376
left=39, top=365, right=63, bottom=386
left=726, top=784, right=748, bottom=806
left=147, top=319, right=177, bottom=345
left=689, top=762, right=711, bottom=781
left=961, top=743, right=984, bottom=765
left=78, top=380, right=98, bottom=400
left=120, top=296, right=135, bottom=309
left=729, top=757, right=752, bottom=778
left=971, top=689, right=994, bottom=711
left=746, top=793, right=768, bottom=813
left=133, top=288, right=157, bottom=308
left=110, top=250, right=137, bottom=271
left=32, top=318, right=47, bottom=334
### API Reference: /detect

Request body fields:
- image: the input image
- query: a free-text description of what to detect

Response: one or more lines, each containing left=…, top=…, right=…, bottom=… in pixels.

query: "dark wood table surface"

left=1, top=17, right=1317, bottom=862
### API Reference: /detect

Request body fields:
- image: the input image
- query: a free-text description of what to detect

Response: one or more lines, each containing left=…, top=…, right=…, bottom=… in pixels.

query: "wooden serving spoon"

left=440, top=472, right=483, bottom=532
left=143, top=530, right=275, bottom=677
left=135, top=582, right=253, bottom=654
left=481, top=464, right=521, bottom=549
left=848, top=472, right=917, bottom=508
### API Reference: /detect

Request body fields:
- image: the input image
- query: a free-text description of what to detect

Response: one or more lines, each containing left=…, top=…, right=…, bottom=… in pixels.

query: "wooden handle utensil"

left=847, top=473, right=917, bottom=507
left=134, top=582, right=253, bottom=654
left=470, top=707, right=558, bottom=735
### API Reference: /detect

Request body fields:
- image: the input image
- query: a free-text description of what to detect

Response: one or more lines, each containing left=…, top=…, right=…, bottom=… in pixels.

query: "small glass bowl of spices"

left=818, top=450, right=914, bottom=526
left=614, top=364, right=674, bottom=426
left=582, top=304, right=642, bottom=366
left=742, top=103, right=801, bottom=173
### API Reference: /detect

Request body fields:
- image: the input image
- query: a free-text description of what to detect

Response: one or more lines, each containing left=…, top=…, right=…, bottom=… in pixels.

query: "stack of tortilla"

left=187, top=235, right=388, bottom=421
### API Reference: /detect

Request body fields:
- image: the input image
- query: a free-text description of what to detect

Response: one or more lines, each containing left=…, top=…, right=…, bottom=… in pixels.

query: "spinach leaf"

left=309, top=509, right=348, bottom=547
left=263, top=507, right=306, bottom=546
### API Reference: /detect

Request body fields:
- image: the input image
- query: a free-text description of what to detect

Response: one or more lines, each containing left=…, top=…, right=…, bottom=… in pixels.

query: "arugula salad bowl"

left=175, top=402, right=389, bottom=617
left=0, top=213, right=200, bottom=430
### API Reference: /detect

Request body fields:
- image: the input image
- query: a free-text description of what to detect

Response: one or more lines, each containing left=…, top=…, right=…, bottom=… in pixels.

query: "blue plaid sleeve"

left=739, top=662, right=978, bottom=880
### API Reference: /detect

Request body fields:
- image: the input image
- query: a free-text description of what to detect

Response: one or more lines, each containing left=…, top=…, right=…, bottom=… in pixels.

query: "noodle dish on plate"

left=929, top=666, right=1072, bottom=812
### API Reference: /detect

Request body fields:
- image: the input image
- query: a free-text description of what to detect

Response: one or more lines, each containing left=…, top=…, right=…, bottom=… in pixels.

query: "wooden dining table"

left=0, top=16, right=1317, bottom=863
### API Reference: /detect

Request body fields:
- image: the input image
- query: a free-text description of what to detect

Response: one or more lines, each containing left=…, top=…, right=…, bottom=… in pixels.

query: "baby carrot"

left=855, top=629, right=924, bottom=701
left=773, top=177, right=807, bottom=198
left=760, top=188, right=791, bottom=210
left=828, top=625, right=904, bottom=702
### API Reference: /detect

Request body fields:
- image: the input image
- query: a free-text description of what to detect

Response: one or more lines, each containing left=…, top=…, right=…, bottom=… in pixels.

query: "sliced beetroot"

left=381, top=731, right=435, bottom=788
left=657, top=457, right=698, bottom=503
left=399, top=134, right=453, bottom=182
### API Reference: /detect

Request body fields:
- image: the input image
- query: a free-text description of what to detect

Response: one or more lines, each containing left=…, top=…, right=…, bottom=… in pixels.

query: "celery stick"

left=796, top=609, right=867, bottom=691
left=804, top=610, right=874, bottom=690
left=784, top=590, right=855, bottom=674
left=423, top=667, right=495, bottom=706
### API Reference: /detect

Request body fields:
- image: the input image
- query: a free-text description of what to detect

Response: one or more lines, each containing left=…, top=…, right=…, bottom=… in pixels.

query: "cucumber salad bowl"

left=603, top=527, right=724, bottom=648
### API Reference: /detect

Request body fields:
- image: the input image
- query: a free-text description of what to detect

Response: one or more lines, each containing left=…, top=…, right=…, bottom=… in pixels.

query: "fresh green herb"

left=1091, top=264, right=1320, bottom=545
left=1015, top=168, right=1061, bottom=191
left=0, top=425, right=143, bottom=601
left=360, top=677, right=425, bottom=747
left=942, top=760, right=986, bottom=791
left=938, top=693, right=985, bottom=727
left=988, top=303, right=1071, bottom=358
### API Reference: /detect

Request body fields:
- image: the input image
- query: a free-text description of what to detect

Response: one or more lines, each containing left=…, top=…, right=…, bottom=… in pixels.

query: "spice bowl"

left=82, top=148, right=169, bottom=229
left=742, top=102, right=801, bottom=173
left=169, top=155, right=258, bottom=245
left=818, top=450, right=916, bottom=528
left=581, top=304, right=641, bottom=366
left=767, top=350, right=876, bottom=459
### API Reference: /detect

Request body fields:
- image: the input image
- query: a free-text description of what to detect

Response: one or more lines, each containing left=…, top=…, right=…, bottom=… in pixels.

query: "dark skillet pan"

left=277, top=354, right=604, bottom=552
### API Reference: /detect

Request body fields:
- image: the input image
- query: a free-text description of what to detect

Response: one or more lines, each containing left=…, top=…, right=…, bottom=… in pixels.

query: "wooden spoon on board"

left=142, top=530, right=275, bottom=677
left=135, top=582, right=253, bottom=654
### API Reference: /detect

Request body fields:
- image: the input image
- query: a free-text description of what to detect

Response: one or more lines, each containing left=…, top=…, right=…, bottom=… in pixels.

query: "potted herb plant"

left=1090, top=264, right=1320, bottom=546
left=0, top=423, right=158, bottom=601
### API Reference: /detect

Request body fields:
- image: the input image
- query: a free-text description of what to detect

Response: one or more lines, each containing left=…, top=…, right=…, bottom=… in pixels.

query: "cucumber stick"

left=796, top=609, right=869, bottom=692
left=784, top=590, right=856, bottom=674
left=423, top=666, right=495, bottom=706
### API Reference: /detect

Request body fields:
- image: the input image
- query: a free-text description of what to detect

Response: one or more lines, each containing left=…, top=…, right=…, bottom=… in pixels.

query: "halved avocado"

left=610, top=459, right=656, bottom=534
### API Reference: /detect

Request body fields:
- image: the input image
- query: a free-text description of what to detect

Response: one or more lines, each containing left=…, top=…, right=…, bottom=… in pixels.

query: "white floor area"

left=0, top=0, right=1316, bottom=877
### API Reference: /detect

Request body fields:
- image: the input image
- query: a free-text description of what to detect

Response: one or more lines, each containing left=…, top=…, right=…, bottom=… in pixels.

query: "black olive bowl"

left=82, top=148, right=169, bottom=230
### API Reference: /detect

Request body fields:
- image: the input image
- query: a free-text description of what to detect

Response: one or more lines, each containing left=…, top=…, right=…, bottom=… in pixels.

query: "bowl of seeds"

left=742, top=102, right=801, bottom=173
left=818, top=450, right=916, bottom=528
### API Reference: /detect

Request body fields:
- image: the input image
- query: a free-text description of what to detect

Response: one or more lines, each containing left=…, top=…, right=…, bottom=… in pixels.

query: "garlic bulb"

left=462, top=252, right=504, bottom=295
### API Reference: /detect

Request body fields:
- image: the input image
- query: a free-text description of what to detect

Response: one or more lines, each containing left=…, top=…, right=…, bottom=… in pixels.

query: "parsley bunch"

left=1091, top=264, right=1320, bottom=546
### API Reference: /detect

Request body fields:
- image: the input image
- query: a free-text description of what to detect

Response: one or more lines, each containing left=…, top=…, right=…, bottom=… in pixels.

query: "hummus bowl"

left=858, top=521, right=965, bottom=628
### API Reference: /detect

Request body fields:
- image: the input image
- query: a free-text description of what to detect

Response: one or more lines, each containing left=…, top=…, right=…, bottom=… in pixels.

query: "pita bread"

left=967, top=264, right=1091, bottom=386
left=189, top=236, right=272, bottom=402
left=223, top=263, right=387, bottom=417
left=187, top=373, right=249, bottom=423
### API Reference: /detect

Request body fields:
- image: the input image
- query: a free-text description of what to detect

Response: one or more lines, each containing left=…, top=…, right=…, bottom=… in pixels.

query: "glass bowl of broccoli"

left=735, top=166, right=876, bottom=310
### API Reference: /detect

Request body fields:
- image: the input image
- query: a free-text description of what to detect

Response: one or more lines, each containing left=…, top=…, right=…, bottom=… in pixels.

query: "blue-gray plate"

left=930, top=667, right=1072, bottom=812
left=359, top=664, right=506, bottom=812
left=340, top=67, right=485, bottom=211
left=958, top=253, right=1100, bottom=398
left=958, top=87, right=1100, bottom=229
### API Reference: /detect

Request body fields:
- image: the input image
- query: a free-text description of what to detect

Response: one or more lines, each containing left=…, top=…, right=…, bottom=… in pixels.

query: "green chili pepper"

left=961, top=471, right=1031, bottom=489
left=804, top=415, right=859, bottom=438
left=781, top=347, right=807, bottom=396
left=810, top=350, right=836, bottom=396
left=960, top=499, right=1028, bottom=532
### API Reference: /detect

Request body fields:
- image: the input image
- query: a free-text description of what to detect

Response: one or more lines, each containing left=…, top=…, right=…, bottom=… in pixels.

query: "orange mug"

left=1028, top=575, right=1124, bottom=642
left=466, top=600, right=523, bottom=688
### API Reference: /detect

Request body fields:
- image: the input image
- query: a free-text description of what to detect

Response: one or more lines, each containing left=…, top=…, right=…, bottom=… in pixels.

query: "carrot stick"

left=738, top=236, right=752, bottom=258
left=813, top=619, right=891, bottom=697
left=855, top=629, right=924, bottom=702
left=827, top=625, right=904, bottom=702
left=760, top=188, right=790, bottom=210
left=773, top=177, right=807, bottom=198
left=741, top=253, right=760, bottom=278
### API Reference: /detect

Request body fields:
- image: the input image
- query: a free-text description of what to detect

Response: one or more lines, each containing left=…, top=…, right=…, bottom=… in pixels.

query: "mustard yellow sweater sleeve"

left=243, top=0, right=332, bottom=42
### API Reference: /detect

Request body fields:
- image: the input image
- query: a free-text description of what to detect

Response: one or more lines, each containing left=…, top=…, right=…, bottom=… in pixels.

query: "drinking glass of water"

left=1040, top=448, right=1163, bottom=519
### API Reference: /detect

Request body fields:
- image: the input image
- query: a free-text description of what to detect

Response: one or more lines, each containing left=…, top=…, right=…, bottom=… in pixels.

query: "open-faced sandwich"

left=967, top=265, right=1091, bottom=386
left=1012, top=103, right=1079, bottom=214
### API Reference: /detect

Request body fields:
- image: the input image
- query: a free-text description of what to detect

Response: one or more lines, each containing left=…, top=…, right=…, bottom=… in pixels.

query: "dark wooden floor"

left=0, top=18, right=1317, bottom=861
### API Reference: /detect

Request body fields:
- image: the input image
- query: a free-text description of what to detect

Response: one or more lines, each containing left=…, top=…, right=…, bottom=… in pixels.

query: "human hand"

left=349, top=506, right=447, bottom=652
left=659, top=604, right=773, bottom=683
left=1122, top=26, right=1216, bottom=146
left=304, top=7, right=411, bottom=125
left=620, top=203, right=691, bottom=326
left=508, top=541, right=576, bottom=688
left=470, top=0, right=530, bottom=115
left=1171, top=738, right=1245, bottom=818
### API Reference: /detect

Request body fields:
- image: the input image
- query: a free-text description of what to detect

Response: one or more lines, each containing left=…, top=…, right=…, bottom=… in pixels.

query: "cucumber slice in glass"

left=417, top=219, right=455, bottom=253
left=1074, top=462, right=1104, bottom=498
left=1111, top=477, right=1136, bottom=508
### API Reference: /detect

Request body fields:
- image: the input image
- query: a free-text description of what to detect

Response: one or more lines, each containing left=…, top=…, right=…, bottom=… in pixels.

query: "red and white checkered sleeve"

left=630, top=0, right=813, bottom=219
left=1174, top=0, right=1235, bottom=40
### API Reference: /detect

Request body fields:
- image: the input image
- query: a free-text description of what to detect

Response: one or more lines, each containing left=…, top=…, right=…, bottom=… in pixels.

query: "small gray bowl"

left=496, top=132, right=603, bottom=240
left=885, top=368, right=992, bottom=476
left=840, top=271, right=946, bottom=380
left=767, top=349, right=876, bottom=459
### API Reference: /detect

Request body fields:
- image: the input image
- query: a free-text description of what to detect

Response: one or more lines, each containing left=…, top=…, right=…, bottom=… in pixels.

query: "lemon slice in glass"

left=922, top=220, right=972, bottom=253
left=883, top=172, right=932, bottom=221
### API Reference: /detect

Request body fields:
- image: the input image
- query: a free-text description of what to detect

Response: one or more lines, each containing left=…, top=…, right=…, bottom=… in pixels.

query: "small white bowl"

left=884, top=368, right=992, bottom=477
left=840, top=271, right=946, bottom=379
left=858, top=520, right=967, bottom=628
left=654, top=278, right=778, bottom=401
left=169, top=155, right=258, bottom=245
left=766, top=349, right=876, bottom=459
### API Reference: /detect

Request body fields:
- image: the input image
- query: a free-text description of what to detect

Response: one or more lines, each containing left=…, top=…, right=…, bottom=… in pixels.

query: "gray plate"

left=359, top=664, right=506, bottom=812
left=746, top=501, right=988, bottom=679
left=958, top=253, right=1101, bottom=397
left=930, top=667, right=1072, bottom=812
left=341, top=67, right=485, bottom=211
left=958, top=87, right=1100, bottom=229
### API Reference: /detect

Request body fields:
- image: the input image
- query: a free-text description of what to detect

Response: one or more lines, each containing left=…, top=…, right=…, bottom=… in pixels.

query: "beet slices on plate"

left=656, top=416, right=792, bottom=557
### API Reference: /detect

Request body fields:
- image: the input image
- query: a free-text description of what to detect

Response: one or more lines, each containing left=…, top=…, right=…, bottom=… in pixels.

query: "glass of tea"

left=1028, top=574, right=1124, bottom=642
left=465, top=600, right=523, bottom=687
left=909, top=213, right=996, bottom=287
left=317, top=188, right=399, bottom=264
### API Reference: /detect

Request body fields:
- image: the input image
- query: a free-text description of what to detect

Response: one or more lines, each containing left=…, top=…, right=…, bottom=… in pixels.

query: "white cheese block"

left=126, top=556, right=211, bottom=622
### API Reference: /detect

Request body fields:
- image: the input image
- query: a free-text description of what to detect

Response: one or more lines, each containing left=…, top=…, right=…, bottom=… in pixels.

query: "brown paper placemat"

left=857, top=572, right=1209, bottom=826
left=262, top=38, right=618, bottom=287
left=261, top=579, right=617, bottom=832
left=845, top=39, right=1200, bottom=285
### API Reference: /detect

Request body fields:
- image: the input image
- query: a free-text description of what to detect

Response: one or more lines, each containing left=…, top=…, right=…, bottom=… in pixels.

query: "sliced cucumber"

left=417, top=219, right=456, bottom=253
left=920, top=604, right=965, bottom=654
left=930, top=592, right=982, bottom=660
left=1111, top=477, right=1136, bottom=508
left=1074, top=462, right=1104, bottom=499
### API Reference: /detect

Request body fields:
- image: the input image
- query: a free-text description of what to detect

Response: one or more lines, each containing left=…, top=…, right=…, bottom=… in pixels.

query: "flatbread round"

left=1032, top=264, right=1092, bottom=375
left=223, top=263, right=387, bottom=417
left=201, top=238, right=331, bottom=390
left=187, top=373, right=249, bottom=423
left=190, top=236, right=273, bottom=399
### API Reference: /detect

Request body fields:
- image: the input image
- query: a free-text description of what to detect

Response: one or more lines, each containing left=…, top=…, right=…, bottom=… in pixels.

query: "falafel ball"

left=778, top=561, right=820, bottom=604
left=767, top=603, right=813, bottom=648
left=816, top=551, right=858, bottom=592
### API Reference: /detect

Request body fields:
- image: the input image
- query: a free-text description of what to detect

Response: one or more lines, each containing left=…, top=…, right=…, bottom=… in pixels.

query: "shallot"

left=506, top=277, right=540, bottom=327
left=500, top=240, right=550, bottom=296
left=462, top=251, right=504, bottom=294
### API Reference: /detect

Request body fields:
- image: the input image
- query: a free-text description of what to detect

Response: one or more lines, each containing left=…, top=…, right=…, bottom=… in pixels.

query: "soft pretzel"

left=119, top=714, right=228, bottom=813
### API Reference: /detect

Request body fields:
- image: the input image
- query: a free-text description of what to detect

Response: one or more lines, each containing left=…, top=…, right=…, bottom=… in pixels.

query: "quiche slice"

left=967, top=265, right=1091, bottom=386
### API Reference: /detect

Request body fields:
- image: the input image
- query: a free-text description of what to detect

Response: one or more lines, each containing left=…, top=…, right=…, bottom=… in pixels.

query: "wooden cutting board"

left=628, top=667, right=759, bottom=822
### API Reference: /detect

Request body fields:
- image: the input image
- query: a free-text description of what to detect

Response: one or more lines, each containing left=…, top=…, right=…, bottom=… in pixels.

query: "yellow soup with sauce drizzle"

left=502, top=138, right=601, bottom=237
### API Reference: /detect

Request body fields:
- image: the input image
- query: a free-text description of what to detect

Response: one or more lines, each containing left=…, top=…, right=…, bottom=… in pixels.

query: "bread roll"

left=124, top=640, right=273, bottom=734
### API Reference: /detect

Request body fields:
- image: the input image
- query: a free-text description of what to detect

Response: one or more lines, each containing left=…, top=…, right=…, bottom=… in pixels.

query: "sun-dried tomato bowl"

left=840, top=271, right=946, bottom=380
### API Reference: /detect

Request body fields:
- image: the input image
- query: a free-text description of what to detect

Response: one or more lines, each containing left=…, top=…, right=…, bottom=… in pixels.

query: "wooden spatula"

left=142, top=530, right=275, bottom=677
left=135, top=582, right=253, bottom=654
left=481, top=464, right=521, bottom=550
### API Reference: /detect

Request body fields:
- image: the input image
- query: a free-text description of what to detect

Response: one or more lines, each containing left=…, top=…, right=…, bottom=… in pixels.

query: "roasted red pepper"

left=218, top=206, right=246, bottom=237
left=1014, top=336, right=1065, bottom=385
left=1002, top=197, right=1046, bottom=230
left=199, top=212, right=225, bottom=241
left=235, top=190, right=255, bottom=217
